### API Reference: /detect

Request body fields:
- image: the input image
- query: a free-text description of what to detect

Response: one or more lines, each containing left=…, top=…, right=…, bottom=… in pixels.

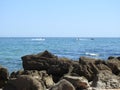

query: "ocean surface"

left=0, top=37, right=120, bottom=73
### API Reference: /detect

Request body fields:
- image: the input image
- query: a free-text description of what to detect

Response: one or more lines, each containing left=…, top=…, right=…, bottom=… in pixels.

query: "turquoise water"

left=0, top=37, right=120, bottom=72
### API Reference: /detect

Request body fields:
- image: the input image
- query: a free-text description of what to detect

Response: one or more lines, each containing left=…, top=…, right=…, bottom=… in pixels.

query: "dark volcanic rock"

left=21, top=51, right=73, bottom=83
left=0, top=66, right=9, bottom=88
left=3, top=75, right=46, bottom=90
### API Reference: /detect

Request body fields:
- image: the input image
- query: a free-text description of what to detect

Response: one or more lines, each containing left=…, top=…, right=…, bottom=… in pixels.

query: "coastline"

left=0, top=50, right=120, bottom=90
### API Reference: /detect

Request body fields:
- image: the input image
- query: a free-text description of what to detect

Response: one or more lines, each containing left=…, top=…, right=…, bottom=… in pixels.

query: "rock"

left=91, top=70, right=120, bottom=89
left=117, top=57, right=120, bottom=60
left=62, top=75, right=89, bottom=90
left=107, top=58, right=120, bottom=75
left=10, top=70, right=42, bottom=79
left=42, top=75, right=54, bottom=88
left=21, top=51, right=72, bottom=82
left=0, top=66, right=9, bottom=88
left=108, top=56, right=115, bottom=60
left=108, top=56, right=120, bottom=61
left=79, top=56, right=97, bottom=64
left=77, top=56, right=112, bottom=81
left=3, top=75, right=46, bottom=90
left=50, top=79, right=75, bottom=90
left=37, top=50, right=57, bottom=58
left=10, top=70, right=54, bottom=89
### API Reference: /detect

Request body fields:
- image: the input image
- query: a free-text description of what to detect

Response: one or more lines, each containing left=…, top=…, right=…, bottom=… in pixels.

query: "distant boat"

left=90, top=38, right=94, bottom=40
left=76, top=38, right=88, bottom=41
left=31, top=38, right=45, bottom=41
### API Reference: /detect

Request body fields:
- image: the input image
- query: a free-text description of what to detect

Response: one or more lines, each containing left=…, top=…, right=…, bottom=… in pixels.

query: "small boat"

left=31, top=38, right=45, bottom=41
left=90, top=38, right=94, bottom=40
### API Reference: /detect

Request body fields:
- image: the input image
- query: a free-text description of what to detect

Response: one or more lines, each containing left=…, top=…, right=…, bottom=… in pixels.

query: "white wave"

left=76, top=38, right=88, bottom=41
left=31, top=38, right=45, bottom=41
left=85, top=52, right=99, bottom=56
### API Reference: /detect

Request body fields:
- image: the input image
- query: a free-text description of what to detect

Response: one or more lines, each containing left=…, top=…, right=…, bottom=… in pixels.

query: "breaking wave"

left=85, top=52, right=99, bottom=56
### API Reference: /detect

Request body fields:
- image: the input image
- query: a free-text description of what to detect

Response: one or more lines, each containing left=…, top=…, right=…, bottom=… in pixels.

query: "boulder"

left=42, top=74, right=54, bottom=88
left=21, top=50, right=72, bottom=82
left=10, top=70, right=54, bottom=89
left=11, top=70, right=43, bottom=79
left=49, top=79, right=75, bottom=90
left=91, top=70, right=120, bottom=89
left=108, top=56, right=116, bottom=60
left=117, top=56, right=120, bottom=60
left=0, top=66, right=9, bottom=88
left=77, top=57, right=112, bottom=81
left=3, top=75, right=46, bottom=90
left=37, top=50, right=57, bottom=58
left=107, top=58, right=120, bottom=75
left=108, top=56, right=120, bottom=61
left=62, top=75, right=89, bottom=90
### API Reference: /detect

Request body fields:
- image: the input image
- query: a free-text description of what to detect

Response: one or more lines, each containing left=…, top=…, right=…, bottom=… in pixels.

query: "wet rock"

left=62, top=75, right=89, bottom=90
left=0, top=66, right=9, bottom=88
left=91, top=70, right=120, bottom=89
left=50, top=79, right=75, bottom=90
left=3, top=75, right=46, bottom=90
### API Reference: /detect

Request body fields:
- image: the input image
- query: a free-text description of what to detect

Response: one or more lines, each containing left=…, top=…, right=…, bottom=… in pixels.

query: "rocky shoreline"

left=0, top=50, right=120, bottom=90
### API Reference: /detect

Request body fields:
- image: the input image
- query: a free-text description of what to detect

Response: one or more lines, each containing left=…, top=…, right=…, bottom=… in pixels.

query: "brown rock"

left=91, top=70, right=120, bottom=89
left=62, top=75, right=89, bottom=90
left=108, top=56, right=115, bottom=60
left=0, top=66, right=9, bottom=88
left=21, top=51, right=72, bottom=82
left=3, top=75, right=46, bottom=90
left=107, top=58, right=120, bottom=75
left=50, top=79, right=75, bottom=90
left=117, top=57, right=120, bottom=60
left=77, top=57, right=112, bottom=81
left=10, top=70, right=54, bottom=89
left=43, top=75, right=54, bottom=88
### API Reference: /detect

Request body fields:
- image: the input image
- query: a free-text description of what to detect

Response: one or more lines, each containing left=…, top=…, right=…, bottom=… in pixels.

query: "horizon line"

left=0, top=36, right=120, bottom=38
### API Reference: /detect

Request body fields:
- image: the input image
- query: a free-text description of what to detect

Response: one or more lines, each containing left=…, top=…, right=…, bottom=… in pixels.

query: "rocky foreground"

left=0, top=50, right=120, bottom=90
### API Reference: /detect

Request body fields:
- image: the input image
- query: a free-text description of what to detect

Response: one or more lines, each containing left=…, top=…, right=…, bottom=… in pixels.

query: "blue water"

left=0, top=37, right=120, bottom=72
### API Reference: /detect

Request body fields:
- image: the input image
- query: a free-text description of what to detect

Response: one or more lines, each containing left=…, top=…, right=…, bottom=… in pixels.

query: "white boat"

left=31, top=38, right=45, bottom=41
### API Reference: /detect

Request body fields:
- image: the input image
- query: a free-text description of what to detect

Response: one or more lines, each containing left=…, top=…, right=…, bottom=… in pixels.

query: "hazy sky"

left=0, top=0, right=120, bottom=37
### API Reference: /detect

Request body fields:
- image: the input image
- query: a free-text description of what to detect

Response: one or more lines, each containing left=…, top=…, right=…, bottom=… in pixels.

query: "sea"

left=0, top=37, right=120, bottom=73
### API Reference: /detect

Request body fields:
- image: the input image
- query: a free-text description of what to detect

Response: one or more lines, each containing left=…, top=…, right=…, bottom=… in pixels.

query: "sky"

left=0, top=0, right=120, bottom=37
